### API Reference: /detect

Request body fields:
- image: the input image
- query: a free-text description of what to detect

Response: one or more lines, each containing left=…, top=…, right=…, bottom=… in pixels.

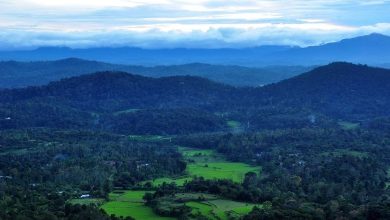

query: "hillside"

left=0, top=72, right=237, bottom=133
left=260, top=62, right=390, bottom=119
left=2, top=63, right=390, bottom=133
left=0, top=58, right=308, bottom=88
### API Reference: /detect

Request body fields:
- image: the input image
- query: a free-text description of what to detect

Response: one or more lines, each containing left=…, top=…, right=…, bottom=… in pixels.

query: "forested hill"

left=0, top=58, right=308, bottom=88
left=0, top=72, right=242, bottom=133
left=258, top=62, right=390, bottom=119
left=2, top=63, right=390, bottom=133
left=0, top=71, right=238, bottom=112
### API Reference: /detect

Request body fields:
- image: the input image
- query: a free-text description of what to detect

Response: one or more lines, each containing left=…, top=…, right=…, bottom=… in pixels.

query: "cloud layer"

left=0, top=0, right=390, bottom=49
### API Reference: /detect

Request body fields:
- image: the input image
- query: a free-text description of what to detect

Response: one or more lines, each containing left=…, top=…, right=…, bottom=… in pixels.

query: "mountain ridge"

left=0, top=33, right=388, bottom=66
left=0, top=58, right=309, bottom=88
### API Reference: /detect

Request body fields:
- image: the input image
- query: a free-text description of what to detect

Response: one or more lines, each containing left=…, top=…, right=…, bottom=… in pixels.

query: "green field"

left=181, top=147, right=261, bottom=183
left=143, top=147, right=261, bottom=187
left=101, top=191, right=174, bottom=220
left=338, top=121, right=360, bottom=130
left=105, top=147, right=261, bottom=219
left=187, top=162, right=259, bottom=182
left=69, top=198, right=105, bottom=206
left=227, top=120, right=241, bottom=128
left=186, top=198, right=259, bottom=220
left=144, top=177, right=193, bottom=187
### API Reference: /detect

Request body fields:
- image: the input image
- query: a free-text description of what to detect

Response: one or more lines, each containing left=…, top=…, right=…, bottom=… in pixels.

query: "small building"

left=80, top=194, right=90, bottom=199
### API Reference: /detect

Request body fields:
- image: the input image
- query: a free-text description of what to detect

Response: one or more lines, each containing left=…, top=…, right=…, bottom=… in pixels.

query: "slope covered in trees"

left=1, top=62, right=390, bottom=133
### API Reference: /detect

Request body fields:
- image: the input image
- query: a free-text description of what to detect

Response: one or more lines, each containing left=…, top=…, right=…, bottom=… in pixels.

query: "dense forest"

left=2, top=62, right=390, bottom=219
left=1, top=62, right=390, bottom=134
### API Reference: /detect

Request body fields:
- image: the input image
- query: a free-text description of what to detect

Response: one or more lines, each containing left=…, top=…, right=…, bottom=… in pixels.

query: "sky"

left=0, top=0, right=390, bottom=49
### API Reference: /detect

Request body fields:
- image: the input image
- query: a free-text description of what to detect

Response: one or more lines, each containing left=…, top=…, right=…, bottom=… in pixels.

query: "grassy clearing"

left=128, top=135, right=171, bottom=142
left=143, top=147, right=261, bottom=187
left=227, top=120, right=241, bottom=128
left=101, top=191, right=174, bottom=220
left=102, top=201, right=174, bottom=220
left=69, top=198, right=104, bottom=206
left=181, top=147, right=261, bottom=183
left=144, top=177, right=193, bottom=187
left=187, top=162, right=259, bottom=182
left=186, top=198, right=259, bottom=220
left=338, top=121, right=360, bottom=130
left=113, top=108, right=141, bottom=115
left=321, top=149, right=368, bottom=158
left=104, top=147, right=261, bottom=219
left=187, top=201, right=214, bottom=218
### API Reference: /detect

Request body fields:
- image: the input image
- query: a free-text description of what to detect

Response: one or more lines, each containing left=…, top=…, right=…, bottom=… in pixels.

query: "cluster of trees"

left=0, top=129, right=186, bottom=219
left=101, top=109, right=227, bottom=135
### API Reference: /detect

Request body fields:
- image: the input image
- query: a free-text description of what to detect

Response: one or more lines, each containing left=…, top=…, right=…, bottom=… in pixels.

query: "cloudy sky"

left=0, top=0, right=389, bottom=49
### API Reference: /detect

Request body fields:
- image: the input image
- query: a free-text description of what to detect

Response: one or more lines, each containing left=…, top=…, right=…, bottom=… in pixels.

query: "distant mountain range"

left=0, top=58, right=310, bottom=88
left=1, top=62, right=390, bottom=133
left=0, top=33, right=388, bottom=66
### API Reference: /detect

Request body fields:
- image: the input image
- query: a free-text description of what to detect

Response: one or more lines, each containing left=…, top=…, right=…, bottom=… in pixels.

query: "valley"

left=1, top=2, right=390, bottom=219
left=71, top=145, right=262, bottom=220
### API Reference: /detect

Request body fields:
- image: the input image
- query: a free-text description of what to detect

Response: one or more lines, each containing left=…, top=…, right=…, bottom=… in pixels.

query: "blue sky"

left=0, top=0, right=390, bottom=49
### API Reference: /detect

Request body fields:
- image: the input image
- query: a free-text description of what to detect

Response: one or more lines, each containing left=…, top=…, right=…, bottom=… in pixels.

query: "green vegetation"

left=114, top=108, right=141, bottom=116
left=187, top=162, right=259, bottom=183
left=227, top=120, right=241, bottom=128
left=128, top=135, right=172, bottom=142
left=144, top=177, right=192, bottom=187
left=187, top=199, right=258, bottom=220
left=321, top=149, right=369, bottom=158
left=181, top=147, right=260, bottom=183
left=338, top=121, right=360, bottom=130
left=101, top=191, right=174, bottom=220
left=143, top=147, right=261, bottom=187
left=69, top=198, right=105, bottom=206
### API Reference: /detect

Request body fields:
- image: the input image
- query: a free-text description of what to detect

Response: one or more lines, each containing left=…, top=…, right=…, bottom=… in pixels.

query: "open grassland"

left=101, top=191, right=174, bottom=220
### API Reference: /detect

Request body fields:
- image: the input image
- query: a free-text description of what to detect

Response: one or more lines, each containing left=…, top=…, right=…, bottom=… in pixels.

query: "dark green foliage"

left=102, top=109, right=227, bottom=135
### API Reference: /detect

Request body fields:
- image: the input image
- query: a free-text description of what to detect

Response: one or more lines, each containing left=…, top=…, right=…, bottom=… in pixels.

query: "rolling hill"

left=1, top=62, right=390, bottom=133
left=259, top=62, right=390, bottom=119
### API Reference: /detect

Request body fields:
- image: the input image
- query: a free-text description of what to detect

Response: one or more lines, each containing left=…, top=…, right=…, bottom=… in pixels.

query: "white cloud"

left=0, top=0, right=389, bottom=48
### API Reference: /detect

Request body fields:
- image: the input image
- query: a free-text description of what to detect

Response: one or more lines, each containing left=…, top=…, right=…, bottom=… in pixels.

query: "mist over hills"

left=0, top=33, right=389, bottom=67
left=0, top=58, right=310, bottom=88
